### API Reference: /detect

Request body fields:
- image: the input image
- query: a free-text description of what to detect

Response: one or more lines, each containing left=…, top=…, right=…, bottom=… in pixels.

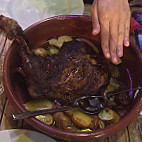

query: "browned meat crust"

left=0, top=15, right=110, bottom=104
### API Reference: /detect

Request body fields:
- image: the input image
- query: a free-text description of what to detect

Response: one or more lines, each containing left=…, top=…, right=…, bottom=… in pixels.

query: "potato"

left=71, top=110, right=92, bottom=128
left=33, top=48, right=49, bottom=57
left=48, top=46, right=59, bottom=55
left=104, top=78, right=120, bottom=94
left=24, top=99, right=53, bottom=111
left=98, top=120, right=105, bottom=129
left=98, top=108, right=120, bottom=123
left=49, top=38, right=58, bottom=46
left=48, top=36, right=73, bottom=48
left=108, top=63, right=120, bottom=78
left=116, top=57, right=122, bottom=65
left=65, top=108, right=99, bottom=132
left=53, top=112, right=72, bottom=130
left=65, top=108, right=81, bottom=116
left=58, top=35, right=73, bottom=43
left=36, top=114, right=53, bottom=125
left=24, top=99, right=54, bottom=125
left=108, top=57, right=122, bottom=65
left=56, top=35, right=73, bottom=48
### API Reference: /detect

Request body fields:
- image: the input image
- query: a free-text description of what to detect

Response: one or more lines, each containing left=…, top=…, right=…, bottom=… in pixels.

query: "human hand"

left=91, top=0, right=131, bottom=64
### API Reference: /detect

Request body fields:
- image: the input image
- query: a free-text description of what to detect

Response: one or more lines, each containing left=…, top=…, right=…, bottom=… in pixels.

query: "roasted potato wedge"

left=33, top=48, right=49, bottom=57
left=53, top=112, right=72, bottom=130
left=48, top=35, right=73, bottom=48
left=98, top=108, right=120, bottom=123
left=48, top=46, right=59, bottom=54
left=71, top=110, right=92, bottom=128
left=24, top=99, right=53, bottom=111
left=36, top=114, right=53, bottom=125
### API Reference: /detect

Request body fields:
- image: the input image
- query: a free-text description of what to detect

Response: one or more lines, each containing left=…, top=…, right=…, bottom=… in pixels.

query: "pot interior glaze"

left=3, top=15, right=142, bottom=141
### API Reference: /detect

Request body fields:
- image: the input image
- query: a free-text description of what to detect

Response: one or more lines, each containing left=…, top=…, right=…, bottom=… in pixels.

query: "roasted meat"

left=19, top=39, right=110, bottom=103
left=0, top=15, right=110, bottom=104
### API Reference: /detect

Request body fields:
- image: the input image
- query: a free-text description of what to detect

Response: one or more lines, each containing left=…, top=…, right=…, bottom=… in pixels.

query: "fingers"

left=123, top=1, right=131, bottom=47
left=124, top=15, right=131, bottom=47
left=100, top=21, right=110, bottom=59
left=109, top=19, right=119, bottom=64
left=117, top=19, right=125, bottom=57
left=91, top=1, right=100, bottom=35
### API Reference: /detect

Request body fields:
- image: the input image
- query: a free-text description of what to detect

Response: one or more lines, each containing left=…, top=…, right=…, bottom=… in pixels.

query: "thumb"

left=91, top=3, right=100, bottom=35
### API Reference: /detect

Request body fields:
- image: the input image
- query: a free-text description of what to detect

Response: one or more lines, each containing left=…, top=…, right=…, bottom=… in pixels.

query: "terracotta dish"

left=3, top=15, right=142, bottom=141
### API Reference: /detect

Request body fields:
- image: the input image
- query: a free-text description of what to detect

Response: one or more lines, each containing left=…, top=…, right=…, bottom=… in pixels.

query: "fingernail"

left=92, top=25, right=100, bottom=35
left=124, top=40, right=129, bottom=47
left=92, top=29, right=99, bottom=35
left=105, top=52, right=110, bottom=58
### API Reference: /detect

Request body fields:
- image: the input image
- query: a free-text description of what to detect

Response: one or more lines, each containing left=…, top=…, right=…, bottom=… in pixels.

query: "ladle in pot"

left=12, top=86, right=142, bottom=120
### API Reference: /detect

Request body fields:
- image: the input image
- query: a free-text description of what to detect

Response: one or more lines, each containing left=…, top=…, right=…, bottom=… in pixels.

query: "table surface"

left=0, top=1, right=142, bottom=142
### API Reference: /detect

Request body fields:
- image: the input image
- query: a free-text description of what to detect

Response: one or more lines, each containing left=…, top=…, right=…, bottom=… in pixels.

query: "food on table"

left=33, top=48, right=49, bottom=57
left=53, top=112, right=73, bottom=130
left=116, top=57, right=122, bottom=65
left=35, top=114, right=53, bottom=125
left=19, top=36, right=110, bottom=104
left=70, top=109, right=99, bottom=129
left=98, top=120, right=105, bottom=129
left=71, top=109, right=92, bottom=128
left=47, top=46, right=59, bottom=55
left=25, top=99, right=54, bottom=125
left=49, top=35, right=73, bottom=48
left=0, top=15, right=135, bottom=132
left=104, top=78, right=120, bottom=94
left=65, top=108, right=80, bottom=116
left=22, top=35, right=132, bottom=131
left=98, top=108, right=120, bottom=123
left=24, top=99, right=53, bottom=111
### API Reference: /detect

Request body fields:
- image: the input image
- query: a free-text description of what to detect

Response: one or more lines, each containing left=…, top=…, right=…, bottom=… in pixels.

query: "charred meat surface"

left=0, top=15, right=110, bottom=104
left=24, top=40, right=110, bottom=103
